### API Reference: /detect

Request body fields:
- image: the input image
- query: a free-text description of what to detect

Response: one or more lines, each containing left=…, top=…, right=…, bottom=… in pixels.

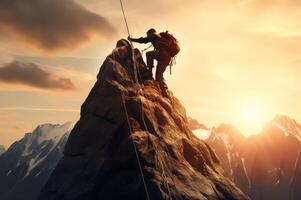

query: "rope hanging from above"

left=119, top=0, right=139, bottom=83
left=118, top=1, right=181, bottom=199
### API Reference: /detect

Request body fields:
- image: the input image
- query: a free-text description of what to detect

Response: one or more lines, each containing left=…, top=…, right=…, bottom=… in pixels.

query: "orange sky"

left=1, top=0, right=301, bottom=147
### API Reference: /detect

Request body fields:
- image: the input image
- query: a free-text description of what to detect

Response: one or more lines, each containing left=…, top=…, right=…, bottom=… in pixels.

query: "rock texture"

left=188, top=117, right=209, bottom=131
left=39, top=39, right=249, bottom=200
left=0, top=122, right=72, bottom=200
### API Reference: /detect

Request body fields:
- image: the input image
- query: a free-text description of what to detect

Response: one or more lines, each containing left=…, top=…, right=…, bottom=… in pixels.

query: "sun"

left=241, top=105, right=259, bottom=124
left=238, top=102, right=267, bottom=135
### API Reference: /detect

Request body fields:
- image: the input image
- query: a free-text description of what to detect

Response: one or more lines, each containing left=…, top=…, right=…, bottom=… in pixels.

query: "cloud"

left=0, top=61, right=76, bottom=90
left=0, top=0, right=115, bottom=52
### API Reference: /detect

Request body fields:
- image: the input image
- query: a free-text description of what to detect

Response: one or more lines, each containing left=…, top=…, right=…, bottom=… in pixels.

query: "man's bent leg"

left=155, top=50, right=171, bottom=96
left=146, top=50, right=156, bottom=68
left=146, top=50, right=157, bottom=79
left=155, top=62, right=168, bottom=91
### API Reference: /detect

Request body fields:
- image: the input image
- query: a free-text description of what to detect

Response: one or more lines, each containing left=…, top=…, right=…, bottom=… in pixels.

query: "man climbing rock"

left=128, top=28, right=180, bottom=97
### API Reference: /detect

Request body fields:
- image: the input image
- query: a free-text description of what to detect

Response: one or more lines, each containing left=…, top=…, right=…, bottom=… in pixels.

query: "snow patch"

left=273, top=121, right=301, bottom=141
left=36, top=122, right=73, bottom=145
left=22, top=148, right=33, bottom=157
left=24, top=154, right=48, bottom=178
left=19, top=122, right=73, bottom=178
left=21, top=122, right=73, bottom=157
left=6, top=170, right=12, bottom=176
left=273, top=122, right=288, bottom=135
left=193, top=128, right=210, bottom=140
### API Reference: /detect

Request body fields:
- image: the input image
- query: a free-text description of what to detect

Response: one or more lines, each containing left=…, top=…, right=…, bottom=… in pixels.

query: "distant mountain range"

left=191, top=115, right=301, bottom=200
left=1, top=115, right=300, bottom=200
left=0, top=122, right=73, bottom=200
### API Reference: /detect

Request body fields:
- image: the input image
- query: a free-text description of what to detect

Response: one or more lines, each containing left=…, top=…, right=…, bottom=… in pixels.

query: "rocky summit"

left=38, top=39, right=249, bottom=200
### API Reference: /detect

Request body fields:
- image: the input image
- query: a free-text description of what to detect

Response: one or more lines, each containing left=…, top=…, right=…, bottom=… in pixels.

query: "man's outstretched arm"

left=128, top=36, right=150, bottom=44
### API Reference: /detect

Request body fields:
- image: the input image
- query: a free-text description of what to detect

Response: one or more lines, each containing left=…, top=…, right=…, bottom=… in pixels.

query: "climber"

left=128, top=28, right=180, bottom=97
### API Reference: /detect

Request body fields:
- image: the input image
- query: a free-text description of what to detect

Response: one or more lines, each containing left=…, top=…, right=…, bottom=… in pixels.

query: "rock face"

left=205, top=116, right=301, bottom=200
left=39, top=39, right=249, bottom=200
left=0, top=122, right=72, bottom=200
left=188, top=117, right=208, bottom=130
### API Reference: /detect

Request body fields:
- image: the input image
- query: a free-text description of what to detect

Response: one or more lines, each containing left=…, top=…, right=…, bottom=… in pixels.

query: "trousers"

left=146, top=49, right=171, bottom=91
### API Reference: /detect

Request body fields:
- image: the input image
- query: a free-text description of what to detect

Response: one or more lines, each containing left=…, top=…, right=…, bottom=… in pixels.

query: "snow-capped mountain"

left=191, top=115, right=301, bottom=200
left=207, top=124, right=249, bottom=193
left=0, top=145, right=5, bottom=155
left=0, top=122, right=73, bottom=200
left=187, top=117, right=210, bottom=140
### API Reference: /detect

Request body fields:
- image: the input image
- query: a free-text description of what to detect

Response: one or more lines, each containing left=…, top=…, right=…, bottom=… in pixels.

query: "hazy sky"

left=1, top=0, right=301, bottom=147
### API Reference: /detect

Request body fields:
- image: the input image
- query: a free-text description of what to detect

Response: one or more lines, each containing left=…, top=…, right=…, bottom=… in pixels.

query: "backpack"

left=160, top=31, right=180, bottom=57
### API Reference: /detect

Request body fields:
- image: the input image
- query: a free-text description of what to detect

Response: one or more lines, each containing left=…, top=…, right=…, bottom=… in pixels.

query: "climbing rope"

left=118, top=1, right=182, bottom=199
left=138, top=94, right=183, bottom=200
left=121, top=93, right=151, bottom=200
left=135, top=63, right=182, bottom=200
left=135, top=86, right=173, bottom=200
left=111, top=49, right=150, bottom=200
left=119, top=0, right=138, bottom=83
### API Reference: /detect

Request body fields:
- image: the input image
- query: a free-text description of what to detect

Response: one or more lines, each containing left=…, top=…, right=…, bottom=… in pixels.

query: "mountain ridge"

left=191, top=115, right=301, bottom=200
left=0, top=122, right=73, bottom=200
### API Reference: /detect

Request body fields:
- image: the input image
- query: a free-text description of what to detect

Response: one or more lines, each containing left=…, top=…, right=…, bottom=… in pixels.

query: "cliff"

left=39, top=39, right=249, bottom=200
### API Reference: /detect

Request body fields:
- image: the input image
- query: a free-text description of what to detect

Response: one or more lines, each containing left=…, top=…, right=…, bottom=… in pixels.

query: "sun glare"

left=241, top=106, right=259, bottom=124
left=237, top=101, right=268, bottom=136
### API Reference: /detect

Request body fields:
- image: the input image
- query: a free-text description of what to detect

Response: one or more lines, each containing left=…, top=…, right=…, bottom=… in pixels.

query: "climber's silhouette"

left=128, top=28, right=180, bottom=97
